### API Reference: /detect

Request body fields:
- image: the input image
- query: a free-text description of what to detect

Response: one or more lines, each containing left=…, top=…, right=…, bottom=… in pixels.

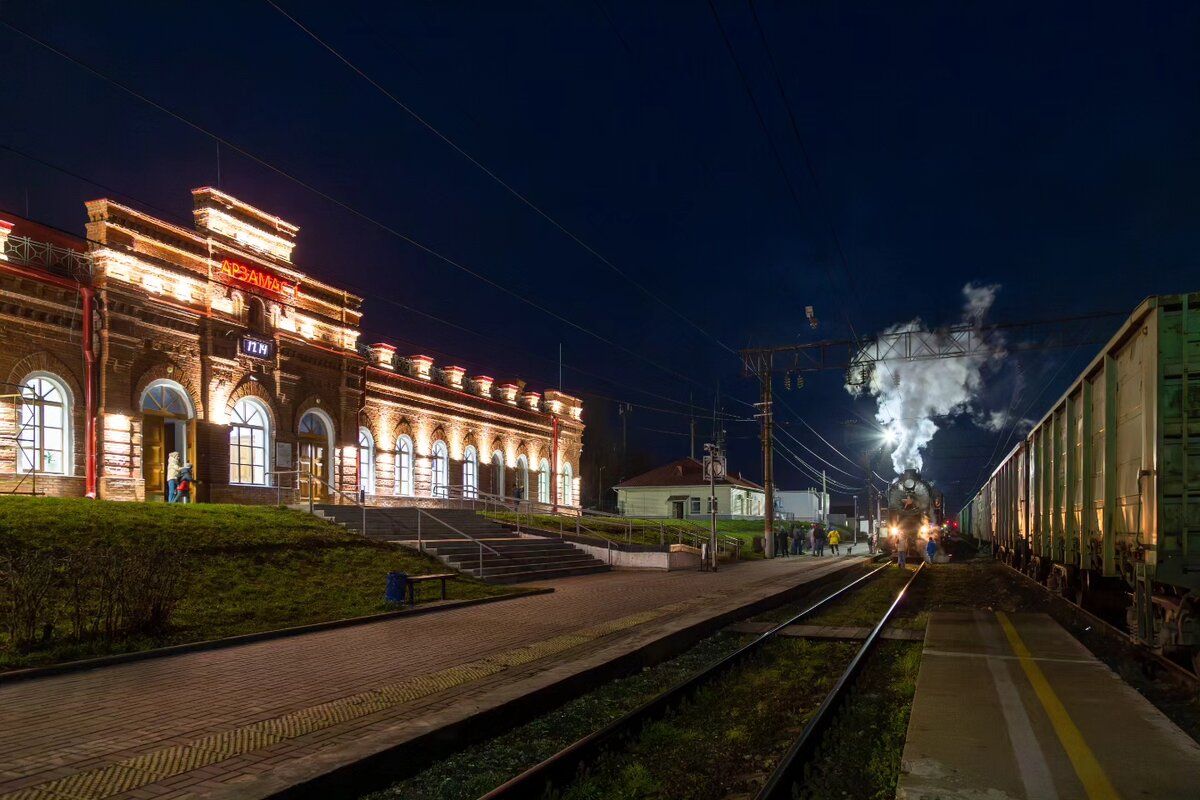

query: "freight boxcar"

left=960, top=293, right=1200, bottom=670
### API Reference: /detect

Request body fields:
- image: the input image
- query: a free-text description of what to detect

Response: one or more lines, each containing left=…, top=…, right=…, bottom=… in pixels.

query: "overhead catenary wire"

left=263, top=0, right=741, bottom=360
left=0, top=19, right=714, bottom=396
left=773, top=393, right=866, bottom=470
left=773, top=440, right=858, bottom=494
left=772, top=436, right=859, bottom=492
left=773, top=421, right=863, bottom=480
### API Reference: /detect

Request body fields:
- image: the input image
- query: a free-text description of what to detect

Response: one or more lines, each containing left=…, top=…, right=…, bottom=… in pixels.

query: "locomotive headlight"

left=890, top=526, right=899, bottom=537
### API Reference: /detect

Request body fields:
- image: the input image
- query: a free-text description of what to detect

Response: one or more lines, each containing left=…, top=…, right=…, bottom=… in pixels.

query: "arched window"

left=516, top=455, right=529, bottom=500
left=230, top=397, right=269, bottom=485
left=141, top=382, right=191, bottom=417
left=358, top=427, right=375, bottom=494
left=560, top=462, right=573, bottom=507
left=431, top=440, right=449, bottom=498
left=491, top=451, right=505, bottom=497
left=17, top=374, right=71, bottom=475
left=395, top=435, right=413, bottom=496
left=463, top=446, right=478, bottom=499
left=538, top=458, right=550, bottom=504
left=247, top=297, right=267, bottom=334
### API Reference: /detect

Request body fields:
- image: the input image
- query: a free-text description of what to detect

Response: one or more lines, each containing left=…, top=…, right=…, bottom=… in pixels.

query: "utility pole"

left=705, top=441, right=719, bottom=572
left=755, top=360, right=775, bottom=558
left=822, top=469, right=828, bottom=528
left=868, top=484, right=876, bottom=551
left=853, top=494, right=859, bottom=545
left=619, top=403, right=629, bottom=479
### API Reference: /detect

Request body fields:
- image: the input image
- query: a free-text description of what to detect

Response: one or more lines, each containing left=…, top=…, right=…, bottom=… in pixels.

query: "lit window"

left=395, top=435, right=413, bottom=496
left=17, top=375, right=70, bottom=475
left=463, top=446, right=478, bottom=499
left=560, top=462, right=573, bottom=507
left=358, top=427, right=375, bottom=494
left=431, top=440, right=449, bottom=498
left=538, top=458, right=550, bottom=504
left=516, top=455, right=529, bottom=500
left=229, top=398, right=269, bottom=485
left=491, top=451, right=505, bottom=496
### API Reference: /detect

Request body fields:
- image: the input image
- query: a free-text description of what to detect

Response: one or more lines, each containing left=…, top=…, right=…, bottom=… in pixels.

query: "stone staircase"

left=312, top=505, right=610, bottom=584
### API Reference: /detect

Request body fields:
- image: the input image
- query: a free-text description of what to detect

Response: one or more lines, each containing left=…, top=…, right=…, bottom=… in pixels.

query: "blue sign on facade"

left=241, top=336, right=274, bottom=359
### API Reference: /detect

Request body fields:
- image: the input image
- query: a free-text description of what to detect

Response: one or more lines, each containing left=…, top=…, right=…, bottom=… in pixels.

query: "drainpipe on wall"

left=80, top=287, right=97, bottom=498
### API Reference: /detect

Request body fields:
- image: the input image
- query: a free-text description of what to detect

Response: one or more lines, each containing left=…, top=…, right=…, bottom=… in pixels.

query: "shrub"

left=0, top=526, right=191, bottom=651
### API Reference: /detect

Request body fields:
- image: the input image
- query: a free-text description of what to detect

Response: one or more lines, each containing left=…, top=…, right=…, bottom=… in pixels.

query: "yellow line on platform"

left=996, top=612, right=1120, bottom=800
left=0, top=600, right=695, bottom=800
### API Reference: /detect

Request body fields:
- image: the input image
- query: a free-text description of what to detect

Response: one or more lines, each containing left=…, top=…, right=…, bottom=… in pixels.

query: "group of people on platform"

left=769, top=523, right=844, bottom=557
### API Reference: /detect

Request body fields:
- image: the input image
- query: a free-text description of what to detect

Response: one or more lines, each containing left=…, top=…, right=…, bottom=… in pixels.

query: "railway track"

left=479, top=561, right=925, bottom=800
left=999, top=560, right=1200, bottom=687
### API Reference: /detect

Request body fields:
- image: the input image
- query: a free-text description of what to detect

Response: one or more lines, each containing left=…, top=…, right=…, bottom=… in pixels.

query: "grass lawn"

left=0, top=496, right=509, bottom=671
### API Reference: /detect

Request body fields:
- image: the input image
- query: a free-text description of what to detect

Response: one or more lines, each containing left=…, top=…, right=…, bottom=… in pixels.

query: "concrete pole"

left=822, top=469, right=828, bottom=527
left=761, top=366, right=775, bottom=558
left=709, top=444, right=718, bottom=571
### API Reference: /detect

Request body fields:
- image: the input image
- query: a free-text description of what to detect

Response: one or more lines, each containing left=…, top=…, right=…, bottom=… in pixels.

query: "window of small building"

left=690, top=497, right=701, bottom=515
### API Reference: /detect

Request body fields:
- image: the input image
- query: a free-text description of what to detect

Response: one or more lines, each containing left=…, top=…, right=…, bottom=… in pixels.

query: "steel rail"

left=999, top=561, right=1200, bottom=686
left=478, top=560, right=893, bottom=800
left=756, top=561, right=926, bottom=800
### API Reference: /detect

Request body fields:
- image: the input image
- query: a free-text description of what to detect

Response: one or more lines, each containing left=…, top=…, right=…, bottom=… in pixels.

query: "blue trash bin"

left=386, top=571, right=408, bottom=604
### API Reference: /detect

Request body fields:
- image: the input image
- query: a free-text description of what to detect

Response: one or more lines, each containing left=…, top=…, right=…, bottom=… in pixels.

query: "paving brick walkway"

left=0, top=556, right=864, bottom=800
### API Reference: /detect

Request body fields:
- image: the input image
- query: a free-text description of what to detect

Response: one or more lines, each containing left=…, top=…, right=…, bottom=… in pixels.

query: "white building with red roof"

left=613, top=457, right=765, bottom=520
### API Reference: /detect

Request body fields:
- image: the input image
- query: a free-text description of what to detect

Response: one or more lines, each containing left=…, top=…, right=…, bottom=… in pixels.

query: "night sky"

left=3, top=2, right=1198, bottom=512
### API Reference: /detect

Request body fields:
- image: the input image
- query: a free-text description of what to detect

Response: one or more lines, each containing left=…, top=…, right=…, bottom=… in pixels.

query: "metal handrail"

left=269, top=467, right=366, bottom=536
left=416, top=508, right=512, bottom=576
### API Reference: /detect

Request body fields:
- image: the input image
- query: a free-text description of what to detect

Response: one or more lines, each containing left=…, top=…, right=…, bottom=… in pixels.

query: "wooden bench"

left=405, top=573, right=459, bottom=606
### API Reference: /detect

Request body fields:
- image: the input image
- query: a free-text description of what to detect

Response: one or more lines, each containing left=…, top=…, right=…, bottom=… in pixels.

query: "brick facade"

left=0, top=189, right=583, bottom=507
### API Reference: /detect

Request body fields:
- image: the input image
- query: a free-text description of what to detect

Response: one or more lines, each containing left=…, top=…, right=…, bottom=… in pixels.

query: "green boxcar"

left=960, top=293, right=1200, bottom=670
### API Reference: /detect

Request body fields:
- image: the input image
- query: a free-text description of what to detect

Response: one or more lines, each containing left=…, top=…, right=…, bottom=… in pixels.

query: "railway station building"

left=0, top=188, right=583, bottom=507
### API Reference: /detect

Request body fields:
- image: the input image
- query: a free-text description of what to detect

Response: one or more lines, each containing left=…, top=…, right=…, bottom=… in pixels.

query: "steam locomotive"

left=883, top=468, right=944, bottom=556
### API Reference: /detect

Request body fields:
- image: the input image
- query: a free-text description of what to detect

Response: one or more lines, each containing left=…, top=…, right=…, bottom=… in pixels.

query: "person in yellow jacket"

left=828, top=528, right=841, bottom=556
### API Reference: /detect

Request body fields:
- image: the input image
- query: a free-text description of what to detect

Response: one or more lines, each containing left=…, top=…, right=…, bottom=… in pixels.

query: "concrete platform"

left=0, top=556, right=865, bottom=800
left=898, top=611, right=1200, bottom=800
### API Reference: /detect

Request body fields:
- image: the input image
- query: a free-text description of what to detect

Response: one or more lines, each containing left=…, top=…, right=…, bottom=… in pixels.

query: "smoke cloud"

left=847, top=283, right=1006, bottom=473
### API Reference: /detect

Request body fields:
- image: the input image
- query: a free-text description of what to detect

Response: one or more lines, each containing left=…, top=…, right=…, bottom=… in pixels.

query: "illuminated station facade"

left=0, top=188, right=583, bottom=507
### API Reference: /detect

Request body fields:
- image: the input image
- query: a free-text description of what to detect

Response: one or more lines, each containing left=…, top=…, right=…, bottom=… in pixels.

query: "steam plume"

left=847, top=283, right=1004, bottom=473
